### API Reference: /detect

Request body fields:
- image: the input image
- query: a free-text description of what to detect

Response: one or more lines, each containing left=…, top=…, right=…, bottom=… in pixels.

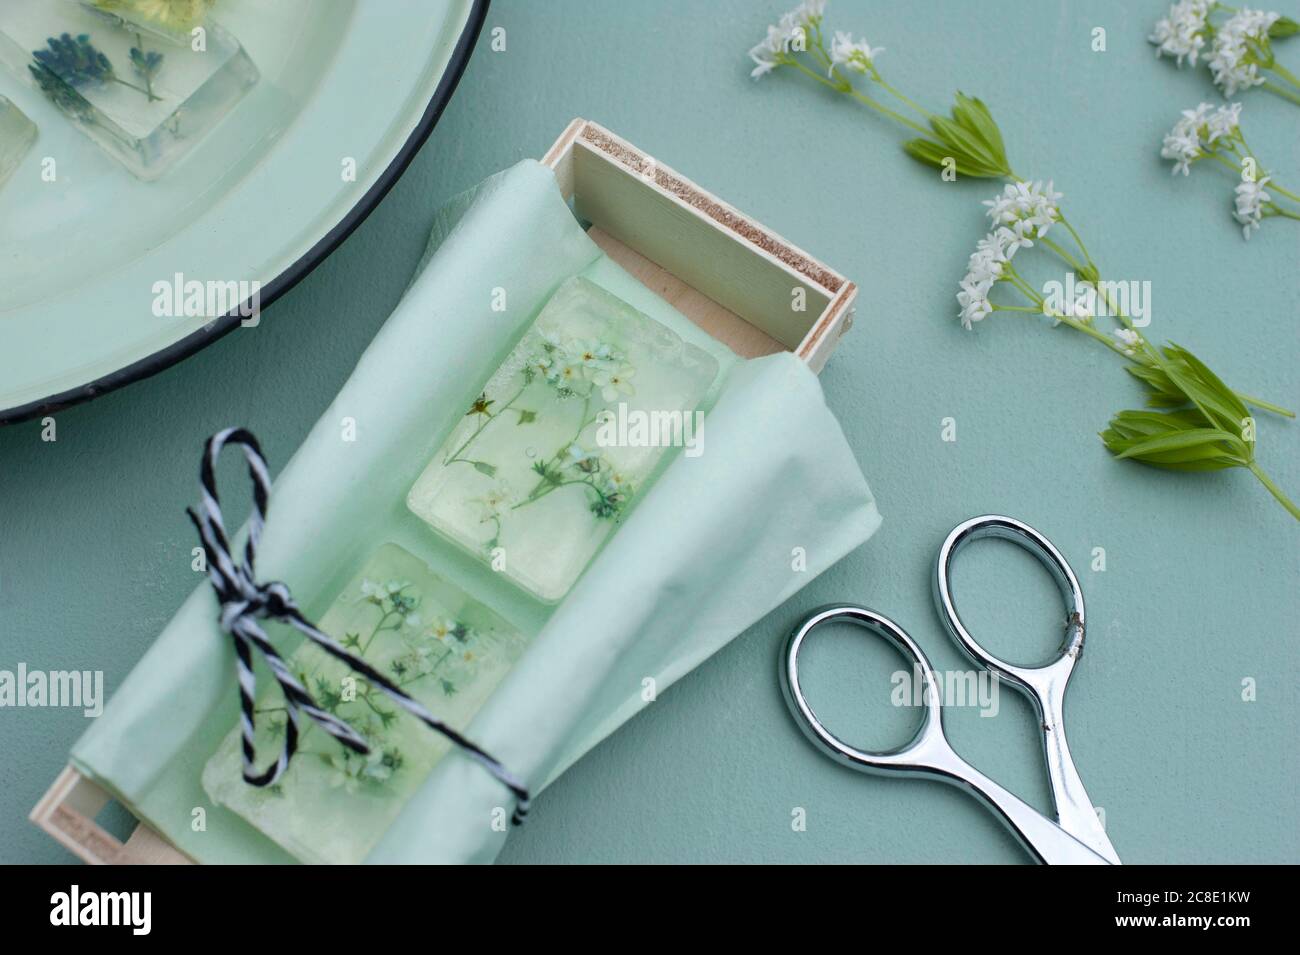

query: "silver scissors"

left=781, top=515, right=1121, bottom=865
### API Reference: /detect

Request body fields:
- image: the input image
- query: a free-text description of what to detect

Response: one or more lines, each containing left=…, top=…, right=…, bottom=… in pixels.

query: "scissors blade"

left=1053, top=788, right=1122, bottom=864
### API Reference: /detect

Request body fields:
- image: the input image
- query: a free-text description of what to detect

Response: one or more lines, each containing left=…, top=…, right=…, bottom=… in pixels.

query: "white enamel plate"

left=0, top=0, right=487, bottom=422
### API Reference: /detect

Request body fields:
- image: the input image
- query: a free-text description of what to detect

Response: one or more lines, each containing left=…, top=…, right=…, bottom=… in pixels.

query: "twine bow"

left=186, top=427, right=529, bottom=823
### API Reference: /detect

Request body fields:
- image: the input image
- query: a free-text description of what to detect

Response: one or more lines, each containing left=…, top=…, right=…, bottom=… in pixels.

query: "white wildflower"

left=956, top=229, right=1016, bottom=329
left=829, top=30, right=883, bottom=74
left=1114, top=328, right=1142, bottom=356
left=1149, top=0, right=1213, bottom=65
left=748, top=2, right=824, bottom=78
left=1160, top=102, right=1240, bottom=175
left=1208, top=9, right=1279, bottom=96
left=982, top=180, right=1062, bottom=239
left=957, top=276, right=995, bottom=330
left=1233, top=176, right=1271, bottom=238
left=1205, top=101, right=1242, bottom=142
left=798, top=0, right=826, bottom=22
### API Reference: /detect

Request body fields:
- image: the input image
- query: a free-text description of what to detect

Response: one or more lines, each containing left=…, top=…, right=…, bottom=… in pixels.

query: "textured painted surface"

left=0, top=0, right=1296, bottom=864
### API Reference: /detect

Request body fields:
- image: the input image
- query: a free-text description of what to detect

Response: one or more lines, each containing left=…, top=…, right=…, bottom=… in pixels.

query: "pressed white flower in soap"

left=202, top=543, right=528, bottom=865
left=408, top=276, right=720, bottom=602
left=0, top=0, right=257, bottom=180
left=0, top=95, right=37, bottom=190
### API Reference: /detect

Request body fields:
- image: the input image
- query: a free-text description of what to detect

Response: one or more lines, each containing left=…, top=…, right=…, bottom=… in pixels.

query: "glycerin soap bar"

left=407, top=276, right=720, bottom=602
left=0, top=95, right=37, bottom=190
left=0, top=0, right=257, bottom=180
left=202, top=543, right=528, bottom=865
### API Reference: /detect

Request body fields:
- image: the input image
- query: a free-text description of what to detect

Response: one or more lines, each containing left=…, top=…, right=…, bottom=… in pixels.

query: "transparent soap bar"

left=0, top=0, right=257, bottom=180
left=408, top=276, right=720, bottom=602
left=202, top=543, right=528, bottom=866
left=0, top=95, right=37, bottom=190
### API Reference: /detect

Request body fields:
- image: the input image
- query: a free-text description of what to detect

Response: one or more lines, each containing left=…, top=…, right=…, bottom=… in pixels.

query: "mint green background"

left=1, top=0, right=1296, bottom=864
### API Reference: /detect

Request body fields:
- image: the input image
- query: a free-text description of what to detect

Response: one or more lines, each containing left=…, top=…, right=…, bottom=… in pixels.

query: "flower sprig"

left=1150, top=2, right=1300, bottom=104
left=30, top=32, right=164, bottom=109
left=1161, top=102, right=1300, bottom=236
left=750, top=1, right=1298, bottom=519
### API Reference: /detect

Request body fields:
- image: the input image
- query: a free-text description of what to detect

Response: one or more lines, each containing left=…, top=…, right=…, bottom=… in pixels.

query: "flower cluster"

left=748, top=0, right=825, bottom=78
left=526, top=333, right=636, bottom=403
left=828, top=30, right=883, bottom=75
left=1150, top=3, right=1300, bottom=103
left=1210, top=8, right=1282, bottom=95
left=29, top=30, right=165, bottom=116
left=359, top=579, right=421, bottom=630
left=1150, top=0, right=1213, bottom=65
left=1160, top=102, right=1299, bottom=237
left=958, top=181, right=1062, bottom=328
left=327, top=747, right=402, bottom=793
left=392, top=616, right=480, bottom=697
left=1160, top=101, right=1241, bottom=175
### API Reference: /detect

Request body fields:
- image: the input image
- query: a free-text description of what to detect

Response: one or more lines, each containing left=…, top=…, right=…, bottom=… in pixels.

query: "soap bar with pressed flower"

left=407, top=276, right=720, bottom=602
left=0, top=0, right=257, bottom=180
left=201, top=543, right=528, bottom=865
left=0, top=95, right=37, bottom=189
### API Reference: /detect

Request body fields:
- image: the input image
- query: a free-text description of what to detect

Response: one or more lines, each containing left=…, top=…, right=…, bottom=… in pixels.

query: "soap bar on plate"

left=0, top=95, right=37, bottom=189
left=0, top=0, right=257, bottom=180
left=407, top=276, right=720, bottom=602
left=202, top=543, right=528, bottom=865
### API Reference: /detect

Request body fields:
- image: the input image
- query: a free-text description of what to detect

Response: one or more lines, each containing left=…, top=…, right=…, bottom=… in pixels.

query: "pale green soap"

left=0, top=0, right=257, bottom=180
left=201, top=543, right=528, bottom=865
left=0, top=95, right=36, bottom=189
left=407, top=275, right=720, bottom=602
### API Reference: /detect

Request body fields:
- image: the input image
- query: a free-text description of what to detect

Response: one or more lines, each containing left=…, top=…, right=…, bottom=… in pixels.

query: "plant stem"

left=871, top=72, right=940, bottom=123
left=445, top=385, right=526, bottom=465
left=1262, top=81, right=1300, bottom=106
left=846, top=87, right=933, bottom=136
left=110, top=75, right=159, bottom=100
left=1267, top=59, right=1300, bottom=90
left=1040, top=235, right=1088, bottom=274
left=1248, top=461, right=1300, bottom=519
left=134, top=32, right=158, bottom=101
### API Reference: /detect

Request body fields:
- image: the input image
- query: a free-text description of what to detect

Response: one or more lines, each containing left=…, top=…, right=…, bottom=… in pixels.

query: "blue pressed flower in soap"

left=0, top=0, right=257, bottom=180
left=0, top=95, right=37, bottom=190
left=408, top=276, right=720, bottom=602
left=202, top=544, right=528, bottom=865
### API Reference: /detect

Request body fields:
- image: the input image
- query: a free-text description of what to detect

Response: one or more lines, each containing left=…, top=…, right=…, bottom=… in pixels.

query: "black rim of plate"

left=0, top=0, right=490, bottom=426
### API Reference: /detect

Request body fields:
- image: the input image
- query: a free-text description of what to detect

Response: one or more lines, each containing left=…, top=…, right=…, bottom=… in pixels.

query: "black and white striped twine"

left=186, top=427, right=529, bottom=824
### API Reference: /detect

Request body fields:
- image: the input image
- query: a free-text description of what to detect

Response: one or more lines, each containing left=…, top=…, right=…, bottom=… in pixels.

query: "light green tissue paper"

left=70, top=159, right=880, bottom=863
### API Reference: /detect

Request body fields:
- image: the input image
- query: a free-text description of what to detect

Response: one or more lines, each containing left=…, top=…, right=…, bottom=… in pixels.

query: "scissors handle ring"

left=933, top=514, right=1086, bottom=684
left=781, top=605, right=949, bottom=777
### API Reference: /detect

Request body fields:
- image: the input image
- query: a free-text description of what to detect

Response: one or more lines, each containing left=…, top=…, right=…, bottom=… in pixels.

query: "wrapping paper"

left=71, top=159, right=881, bottom=863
